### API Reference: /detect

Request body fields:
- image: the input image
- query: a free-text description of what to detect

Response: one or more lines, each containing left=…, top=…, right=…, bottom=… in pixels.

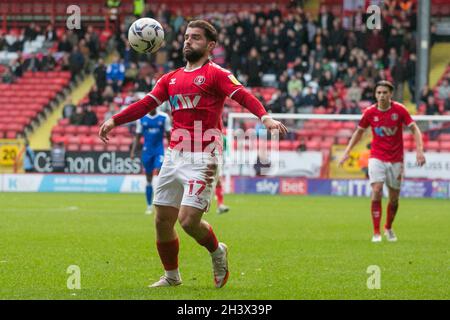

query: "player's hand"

left=338, top=152, right=350, bottom=167
left=262, top=117, right=288, bottom=135
left=130, top=152, right=135, bottom=159
left=99, top=118, right=116, bottom=144
left=416, top=150, right=426, bottom=167
left=204, top=163, right=217, bottom=185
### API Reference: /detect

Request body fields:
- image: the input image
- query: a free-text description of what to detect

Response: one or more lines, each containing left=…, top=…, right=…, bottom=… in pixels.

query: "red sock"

left=371, top=200, right=382, bottom=234
left=197, top=226, right=219, bottom=253
left=215, top=184, right=224, bottom=206
left=156, top=238, right=179, bottom=271
left=385, top=202, right=398, bottom=230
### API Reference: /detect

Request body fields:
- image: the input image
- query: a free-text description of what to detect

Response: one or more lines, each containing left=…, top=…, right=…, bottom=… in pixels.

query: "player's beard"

left=183, top=46, right=206, bottom=63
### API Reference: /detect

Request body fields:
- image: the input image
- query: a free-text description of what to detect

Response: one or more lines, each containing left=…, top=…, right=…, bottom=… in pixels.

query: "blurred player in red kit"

left=339, top=81, right=426, bottom=242
left=99, top=20, right=287, bottom=287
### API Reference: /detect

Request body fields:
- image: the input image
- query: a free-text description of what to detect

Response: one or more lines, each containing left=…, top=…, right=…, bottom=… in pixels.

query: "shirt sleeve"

left=401, top=107, right=414, bottom=126
left=213, top=66, right=244, bottom=98
left=358, top=110, right=370, bottom=129
left=148, top=74, right=169, bottom=105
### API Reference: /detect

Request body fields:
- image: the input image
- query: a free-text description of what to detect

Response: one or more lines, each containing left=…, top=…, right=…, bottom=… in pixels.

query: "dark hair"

left=374, top=80, right=395, bottom=93
left=186, top=20, right=218, bottom=42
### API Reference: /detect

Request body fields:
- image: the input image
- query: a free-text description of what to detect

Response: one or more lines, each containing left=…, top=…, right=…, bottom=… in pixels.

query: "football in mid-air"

left=128, top=18, right=164, bottom=53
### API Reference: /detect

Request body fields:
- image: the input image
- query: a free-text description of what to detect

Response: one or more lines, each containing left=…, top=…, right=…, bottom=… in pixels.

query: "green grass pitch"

left=0, top=193, right=448, bottom=300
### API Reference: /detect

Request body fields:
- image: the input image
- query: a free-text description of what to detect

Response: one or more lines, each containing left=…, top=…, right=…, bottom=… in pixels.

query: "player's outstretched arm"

left=409, top=123, right=426, bottom=166
left=261, top=115, right=288, bottom=135
left=231, top=89, right=287, bottom=134
left=98, top=95, right=159, bottom=144
left=339, top=127, right=365, bottom=166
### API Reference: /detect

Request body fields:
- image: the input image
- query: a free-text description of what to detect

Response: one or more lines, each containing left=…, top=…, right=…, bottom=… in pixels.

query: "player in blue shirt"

left=131, top=109, right=171, bottom=214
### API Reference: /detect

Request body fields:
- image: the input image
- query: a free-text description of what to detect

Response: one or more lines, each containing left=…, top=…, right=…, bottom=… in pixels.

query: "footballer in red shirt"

left=340, top=81, right=426, bottom=243
left=99, top=20, right=287, bottom=288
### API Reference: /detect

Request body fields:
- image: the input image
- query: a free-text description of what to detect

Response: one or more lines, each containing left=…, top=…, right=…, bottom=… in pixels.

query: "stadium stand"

left=2, top=0, right=450, bottom=153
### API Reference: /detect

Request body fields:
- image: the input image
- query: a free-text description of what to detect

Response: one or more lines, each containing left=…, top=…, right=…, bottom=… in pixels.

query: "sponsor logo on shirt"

left=169, top=94, right=201, bottom=110
left=228, top=74, right=241, bottom=86
left=169, top=78, right=176, bottom=85
left=374, top=126, right=398, bottom=137
left=374, top=116, right=379, bottom=122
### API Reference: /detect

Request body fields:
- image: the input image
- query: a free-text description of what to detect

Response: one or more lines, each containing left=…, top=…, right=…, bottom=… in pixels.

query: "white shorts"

left=368, top=158, right=403, bottom=190
left=153, top=149, right=221, bottom=212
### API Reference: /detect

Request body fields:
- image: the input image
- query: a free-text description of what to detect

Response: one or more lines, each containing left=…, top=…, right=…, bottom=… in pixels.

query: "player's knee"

left=389, top=197, right=399, bottom=206
left=179, top=217, right=198, bottom=235
left=155, top=214, right=174, bottom=230
left=372, top=189, right=383, bottom=200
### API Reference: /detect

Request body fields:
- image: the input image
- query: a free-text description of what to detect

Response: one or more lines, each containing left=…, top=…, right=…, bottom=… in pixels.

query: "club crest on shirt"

left=391, top=113, right=398, bottom=121
left=194, top=75, right=205, bottom=85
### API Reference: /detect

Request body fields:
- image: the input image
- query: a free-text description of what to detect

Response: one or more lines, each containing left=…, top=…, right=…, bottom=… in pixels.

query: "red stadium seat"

left=118, top=145, right=130, bottom=152
left=106, top=145, right=119, bottom=152
left=439, top=141, right=450, bottom=152
left=425, top=140, right=440, bottom=152
left=306, top=140, right=321, bottom=151
left=67, top=144, right=79, bottom=151
left=93, top=144, right=105, bottom=152
left=80, top=144, right=93, bottom=152
left=438, top=133, right=450, bottom=142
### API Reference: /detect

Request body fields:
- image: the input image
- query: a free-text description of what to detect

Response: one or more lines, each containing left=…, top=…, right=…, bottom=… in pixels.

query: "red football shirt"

left=148, top=61, right=249, bottom=152
left=358, top=101, right=414, bottom=162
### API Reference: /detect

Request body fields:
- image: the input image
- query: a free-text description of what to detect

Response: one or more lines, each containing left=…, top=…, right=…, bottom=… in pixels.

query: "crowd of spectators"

left=0, top=23, right=105, bottom=83
left=2, top=0, right=448, bottom=126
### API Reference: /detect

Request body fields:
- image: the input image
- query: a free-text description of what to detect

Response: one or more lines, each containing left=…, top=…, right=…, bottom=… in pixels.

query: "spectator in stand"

left=125, top=62, right=139, bottom=84
left=62, top=97, right=76, bottom=119
left=245, top=47, right=263, bottom=87
left=93, top=58, right=107, bottom=91
left=438, top=79, right=450, bottom=100
left=88, top=84, right=104, bottom=106
left=105, top=103, right=119, bottom=121
left=298, top=86, right=317, bottom=113
left=45, top=24, right=57, bottom=41
left=346, top=81, right=363, bottom=103
left=82, top=105, right=98, bottom=126
left=405, top=53, right=416, bottom=102
left=135, top=74, right=153, bottom=92
left=69, top=105, right=85, bottom=125
left=425, top=96, right=440, bottom=115
left=362, top=80, right=376, bottom=102
left=68, top=46, right=85, bottom=77
left=287, top=74, right=303, bottom=97
left=102, top=85, right=115, bottom=104
left=319, top=70, right=334, bottom=90
left=1, top=67, right=15, bottom=84
left=85, top=26, right=100, bottom=59
left=391, top=56, right=406, bottom=102
left=420, top=85, right=434, bottom=103
left=58, top=34, right=73, bottom=53
left=444, top=92, right=450, bottom=114
left=315, top=89, right=328, bottom=108
left=106, top=55, right=125, bottom=92
left=23, top=53, right=42, bottom=72
left=23, top=137, right=35, bottom=173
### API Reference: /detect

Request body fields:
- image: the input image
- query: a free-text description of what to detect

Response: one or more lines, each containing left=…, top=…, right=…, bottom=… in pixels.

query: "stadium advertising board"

left=33, top=150, right=142, bottom=174
left=0, top=174, right=448, bottom=198
left=226, top=151, right=322, bottom=177
left=404, top=152, right=450, bottom=179
left=1, top=174, right=147, bottom=193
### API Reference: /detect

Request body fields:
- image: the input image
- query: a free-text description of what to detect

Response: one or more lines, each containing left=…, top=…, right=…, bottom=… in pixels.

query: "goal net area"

left=223, top=113, right=450, bottom=198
